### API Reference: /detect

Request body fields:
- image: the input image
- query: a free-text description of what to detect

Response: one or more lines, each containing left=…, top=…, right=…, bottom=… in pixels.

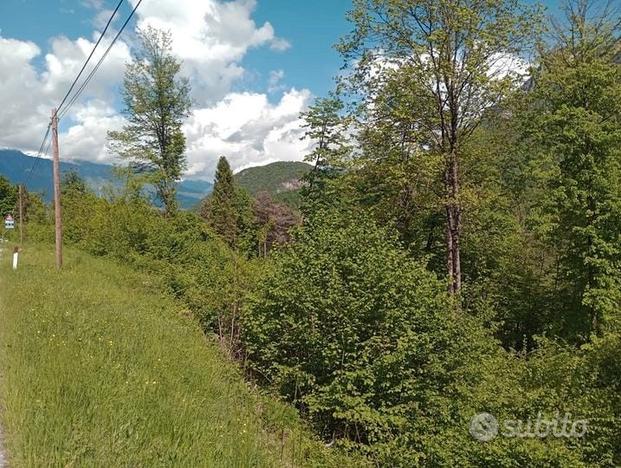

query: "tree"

left=520, top=0, right=621, bottom=340
left=241, top=207, right=524, bottom=465
left=344, top=78, right=445, bottom=258
left=339, top=0, right=541, bottom=295
left=108, top=27, right=191, bottom=216
left=301, top=96, right=350, bottom=175
left=0, top=176, right=17, bottom=218
left=201, top=156, right=254, bottom=250
left=61, top=171, right=88, bottom=196
left=299, top=97, right=351, bottom=213
left=202, top=157, right=237, bottom=245
left=22, top=190, right=47, bottom=224
left=252, top=191, right=300, bottom=256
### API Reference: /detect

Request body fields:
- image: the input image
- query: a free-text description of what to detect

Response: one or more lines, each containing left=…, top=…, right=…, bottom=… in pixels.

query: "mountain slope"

left=0, top=149, right=212, bottom=209
left=234, top=161, right=312, bottom=208
left=235, top=161, right=311, bottom=195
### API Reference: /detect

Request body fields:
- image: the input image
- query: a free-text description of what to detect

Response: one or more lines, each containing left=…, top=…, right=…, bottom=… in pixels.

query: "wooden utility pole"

left=51, top=108, right=63, bottom=269
left=18, top=184, right=24, bottom=246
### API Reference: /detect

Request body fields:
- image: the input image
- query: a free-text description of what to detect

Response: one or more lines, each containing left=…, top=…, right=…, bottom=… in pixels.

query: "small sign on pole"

left=5, top=215, right=15, bottom=230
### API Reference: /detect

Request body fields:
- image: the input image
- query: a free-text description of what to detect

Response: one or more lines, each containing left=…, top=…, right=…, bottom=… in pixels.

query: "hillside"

left=0, top=150, right=212, bottom=209
left=235, top=161, right=312, bottom=206
left=0, top=244, right=357, bottom=467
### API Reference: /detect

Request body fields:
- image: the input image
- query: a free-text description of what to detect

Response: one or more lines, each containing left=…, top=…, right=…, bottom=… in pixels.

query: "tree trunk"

left=445, top=149, right=462, bottom=295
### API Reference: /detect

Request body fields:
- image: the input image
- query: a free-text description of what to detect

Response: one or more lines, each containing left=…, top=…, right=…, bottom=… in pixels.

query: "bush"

left=242, top=209, right=479, bottom=459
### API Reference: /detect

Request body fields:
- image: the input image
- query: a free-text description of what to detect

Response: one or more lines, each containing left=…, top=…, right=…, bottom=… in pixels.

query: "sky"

left=0, top=0, right=563, bottom=180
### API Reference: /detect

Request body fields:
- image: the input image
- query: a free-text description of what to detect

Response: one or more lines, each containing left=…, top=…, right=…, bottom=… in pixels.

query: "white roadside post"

left=12, top=247, right=19, bottom=271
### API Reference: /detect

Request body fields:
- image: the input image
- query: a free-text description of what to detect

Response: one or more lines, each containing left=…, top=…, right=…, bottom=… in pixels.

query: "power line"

left=58, top=0, right=143, bottom=121
left=24, top=0, right=142, bottom=195
left=23, top=123, right=52, bottom=188
left=56, top=0, right=125, bottom=116
left=24, top=1, right=129, bottom=189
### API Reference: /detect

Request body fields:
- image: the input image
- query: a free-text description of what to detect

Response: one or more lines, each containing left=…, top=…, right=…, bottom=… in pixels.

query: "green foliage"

left=339, top=0, right=543, bottom=294
left=0, top=175, right=17, bottom=218
left=235, top=161, right=312, bottom=206
left=201, top=156, right=255, bottom=252
left=22, top=190, right=47, bottom=224
left=242, top=208, right=485, bottom=462
left=517, top=4, right=621, bottom=341
left=108, top=27, right=191, bottom=216
left=241, top=205, right=620, bottom=466
left=61, top=171, right=88, bottom=195
left=15, top=2, right=621, bottom=465
left=299, top=97, right=352, bottom=214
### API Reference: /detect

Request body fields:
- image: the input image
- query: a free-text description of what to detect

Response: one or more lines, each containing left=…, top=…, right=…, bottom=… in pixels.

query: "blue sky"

left=0, top=0, right=568, bottom=178
left=0, top=0, right=352, bottom=100
left=0, top=0, right=565, bottom=101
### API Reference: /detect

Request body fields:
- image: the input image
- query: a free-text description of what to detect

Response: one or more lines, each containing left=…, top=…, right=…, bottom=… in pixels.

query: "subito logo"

left=469, top=412, right=499, bottom=442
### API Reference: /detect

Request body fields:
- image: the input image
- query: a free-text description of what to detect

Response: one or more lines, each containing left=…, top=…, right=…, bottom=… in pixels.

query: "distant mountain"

left=235, top=161, right=312, bottom=207
left=0, top=149, right=212, bottom=209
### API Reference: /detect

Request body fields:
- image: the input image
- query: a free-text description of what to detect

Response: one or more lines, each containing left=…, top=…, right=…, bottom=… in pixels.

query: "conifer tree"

left=202, top=157, right=238, bottom=246
left=201, top=156, right=255, bottom=251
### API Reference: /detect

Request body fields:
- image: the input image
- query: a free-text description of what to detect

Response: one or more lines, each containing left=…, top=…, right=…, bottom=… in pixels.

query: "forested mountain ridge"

left=234, top=161, right=312, bottom=194
left=0, top=150, right=314, bottom=210
left=235, top=161, right=312, bottom=207
left=0, top=149, right=213, bottom=209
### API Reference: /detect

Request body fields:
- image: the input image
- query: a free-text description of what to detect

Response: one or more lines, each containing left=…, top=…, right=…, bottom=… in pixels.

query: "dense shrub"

left=241, top=208, right=621, bottom=466
left=243, top=209, right=472, bottom=460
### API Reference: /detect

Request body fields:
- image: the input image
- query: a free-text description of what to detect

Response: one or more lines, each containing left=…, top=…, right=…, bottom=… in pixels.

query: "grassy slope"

left=0, top=245, right=358, bottom=467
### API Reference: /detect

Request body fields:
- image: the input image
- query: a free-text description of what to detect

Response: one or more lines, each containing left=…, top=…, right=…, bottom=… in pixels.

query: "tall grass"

left=0, top=245, right=359, bottom=467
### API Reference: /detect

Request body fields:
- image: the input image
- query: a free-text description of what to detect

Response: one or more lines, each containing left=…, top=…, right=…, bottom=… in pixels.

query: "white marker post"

left=12, top=247, right=18, bottom=271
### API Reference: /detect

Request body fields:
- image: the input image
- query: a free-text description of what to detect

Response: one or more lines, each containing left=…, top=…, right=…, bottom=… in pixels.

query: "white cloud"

left=0, top=32, right=129, bottom=157
left=62, top=101, right=125, bottom=162
left=268, top=69, right=285, bottom=93
left=131, top=0, right=290, bottom=103
left=0, top=37, right=50, bottom=150
left=42, top=35, right=130, bottom=101
left=0, top=0, right=311, bottom=180
left=184, top=89, right=313, bottom=178
left=93, top=9, right=117, bottom=30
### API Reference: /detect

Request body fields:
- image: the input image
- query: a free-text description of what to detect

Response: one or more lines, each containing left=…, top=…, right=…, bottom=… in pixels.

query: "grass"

left=0, top=244, right=360, bottom=467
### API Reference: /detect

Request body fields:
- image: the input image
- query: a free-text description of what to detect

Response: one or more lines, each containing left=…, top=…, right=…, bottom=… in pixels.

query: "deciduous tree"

left=339, top=0, right=541, bottom=295
left=108, top=27, right=191, bottom=216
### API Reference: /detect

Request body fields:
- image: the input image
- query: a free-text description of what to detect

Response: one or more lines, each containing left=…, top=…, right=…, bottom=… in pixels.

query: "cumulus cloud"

left=62, top=101, right=126, bottom=162
left=0, top=0, right=312, bottom=180
left=184, top=89, right=312, bottom=177
left=131, top=0, right=291, bottom=103
left=0, top=32, right=130, bottom=157
left=0, top=37, right=50, bottom=151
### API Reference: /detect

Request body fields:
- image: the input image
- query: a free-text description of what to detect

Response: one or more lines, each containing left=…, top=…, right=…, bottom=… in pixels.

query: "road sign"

left=5, top=215, right=15, bottom=230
